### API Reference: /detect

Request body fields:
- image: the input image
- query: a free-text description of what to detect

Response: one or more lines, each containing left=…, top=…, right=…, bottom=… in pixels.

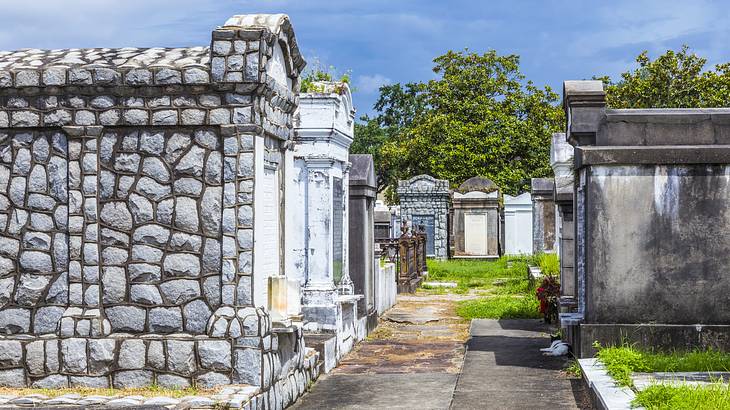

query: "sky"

left=0, top=0, right=728, bottom=117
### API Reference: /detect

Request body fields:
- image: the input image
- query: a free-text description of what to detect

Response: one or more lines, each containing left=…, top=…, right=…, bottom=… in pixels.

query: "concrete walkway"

left=452, top=319, right=590, bottom=409
left=292, top=296, right=590, bottom=409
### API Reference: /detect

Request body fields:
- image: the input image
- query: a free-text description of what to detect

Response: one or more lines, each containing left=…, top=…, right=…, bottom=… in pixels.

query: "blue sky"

left=1, top=1, right=728, bottom=117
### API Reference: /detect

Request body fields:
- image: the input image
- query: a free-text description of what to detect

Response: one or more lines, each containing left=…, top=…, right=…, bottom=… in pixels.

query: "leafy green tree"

left=601, top=45, right=730, bottom=108
left=379, top=50, right=563, bottom=196
left=352, top=83, right=428, bottom=195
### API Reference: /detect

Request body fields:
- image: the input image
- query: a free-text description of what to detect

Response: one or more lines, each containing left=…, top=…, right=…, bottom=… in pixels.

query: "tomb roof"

left=456, top=176, right=499, bottom=194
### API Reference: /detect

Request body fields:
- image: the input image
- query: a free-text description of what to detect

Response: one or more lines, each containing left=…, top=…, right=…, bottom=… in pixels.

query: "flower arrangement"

left=536, top=275, right=560, bottom=324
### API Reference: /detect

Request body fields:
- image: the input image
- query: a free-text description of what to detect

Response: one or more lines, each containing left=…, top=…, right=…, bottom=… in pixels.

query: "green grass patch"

left=596, top=344, right=730, bottom=388
left=426, top=257, right=527, bottom=291
left=531, top=252, right=560, bottom=276
left=634, top=383, right=730, bottom=410
left=456, top=295, right=540, bottom=320
left=424, top=258, right=542, bottom=320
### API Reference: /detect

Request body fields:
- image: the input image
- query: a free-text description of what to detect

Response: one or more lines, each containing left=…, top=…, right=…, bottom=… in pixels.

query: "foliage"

left=353, top=50, right=564, bottom=200
left=352, top=83, right=428, bottom=198
left=456, top=295, right=541, bottom=320
left=565, top=359, right=582, bottom=378
left=635, top=383, right=730, bottom=410
left=600, top=45, right=730, bottom=108
left=533, top=253, right=560, bottom=276
left=300, top=60, right=351, bottom=93
left=595, top=343, right=730, bottom=388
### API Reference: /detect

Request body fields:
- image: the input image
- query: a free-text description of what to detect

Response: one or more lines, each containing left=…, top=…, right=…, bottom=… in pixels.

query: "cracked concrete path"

left=291, top=294, right=468, bottom=410
left=292, top=296, right=591, bottom=410
left=451, top=319, right=592, bottom=410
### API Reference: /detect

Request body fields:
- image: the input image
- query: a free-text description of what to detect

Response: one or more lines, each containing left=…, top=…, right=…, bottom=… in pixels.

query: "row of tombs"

left=380, top=83, right=730, bottom=359
left=377, top=173, right=558, bottom=261
left=0, top=13, right=399, bottom=404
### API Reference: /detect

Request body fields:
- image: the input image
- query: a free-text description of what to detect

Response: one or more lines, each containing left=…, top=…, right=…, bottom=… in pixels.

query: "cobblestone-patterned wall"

left=0, top=14, right=319, bottom=398
left=396, top=175, right=450, bottom=259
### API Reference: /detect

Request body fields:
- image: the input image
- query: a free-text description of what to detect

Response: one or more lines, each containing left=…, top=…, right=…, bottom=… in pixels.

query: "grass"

left=596, top=344, right=730, bottom=388
left=565, top=359, right=582, bottom=378
left=533, top=252, right=560, bottom=276
left=634, top=384, right=730, bottom=410
left=456, top=295, right=540, bottom=320
left=0, top=386, right=207, bottom=399
left=422, top=257, right=542, bottom=320
left=426, top=257, right=527, bottom=291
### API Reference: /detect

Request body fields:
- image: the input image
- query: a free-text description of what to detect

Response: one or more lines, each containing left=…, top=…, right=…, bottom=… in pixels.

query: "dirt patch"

left=334, top=293, right=471, bottom=375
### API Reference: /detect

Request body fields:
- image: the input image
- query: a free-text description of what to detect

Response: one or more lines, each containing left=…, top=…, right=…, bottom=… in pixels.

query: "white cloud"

left=356, top=73, right=392, bottom=94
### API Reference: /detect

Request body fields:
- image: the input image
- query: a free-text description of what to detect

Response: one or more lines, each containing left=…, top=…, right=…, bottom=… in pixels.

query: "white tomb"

left=504, top=192, right=534, bottom=255
left=286, top=81, right=363, bottom=368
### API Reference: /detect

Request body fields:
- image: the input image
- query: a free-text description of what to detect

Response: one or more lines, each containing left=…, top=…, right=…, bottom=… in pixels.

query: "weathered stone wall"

left=0, top=14, right=320, bottom=399
left=397, top=175, right=450, bottom=259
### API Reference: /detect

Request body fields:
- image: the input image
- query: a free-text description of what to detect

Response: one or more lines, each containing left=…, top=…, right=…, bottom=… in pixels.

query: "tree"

left=379, top=50, right=563, bottom=196
left=601, top=45, right=730, bottom=108
left=352, top=83, right=428, bottom=196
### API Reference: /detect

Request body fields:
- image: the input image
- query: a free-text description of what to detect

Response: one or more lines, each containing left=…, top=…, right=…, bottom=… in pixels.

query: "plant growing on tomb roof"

left=300, top=58, right=352, bottom=94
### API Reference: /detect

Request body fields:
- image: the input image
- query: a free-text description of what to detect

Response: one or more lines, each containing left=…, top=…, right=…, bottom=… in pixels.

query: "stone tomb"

left=348, top=154, right=378, bottom=333
left=0, top=14, right=320, bottom=401
left=397, top=175, right=450, bottom=259
left=550, top=132, right=576, bottom=313
left=564, top=80, right=730, bottom=357
left=287, top=81, right=363, bottom=371
left=451, top=177, right=501, bottom=258
left=530, top=178, right=556, bottom=254
left=503, top=192, right=533, bottom=255
left=374, top=200, right=392, bottom=241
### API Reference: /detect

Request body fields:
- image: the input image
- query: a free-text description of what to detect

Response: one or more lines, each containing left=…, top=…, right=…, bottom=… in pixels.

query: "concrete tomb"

left=503, top=192, right=533, bottom=255
left=374, top=200, right=392, bottom=241
left=551, top=132, right=576, bottom=314
left=451, top=177, right=501, bottom=258
left=397, top=175, right=450, bottom=259
left=0, top=14, right=321, bottom=401
left=531, top=178, right=556, bottom=254
left=564, top=80, right=730, bottom=357
left=348, top=154, right=378, bottom=334
left=288, top=82, right=364, bottom=370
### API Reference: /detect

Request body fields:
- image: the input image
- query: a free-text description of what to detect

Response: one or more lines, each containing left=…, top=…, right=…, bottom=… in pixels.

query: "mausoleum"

left=287, top=81, right=364, bottom=372
left=550, top=133, right=576, bottom=313
left=451, top=177, right=501, bottom=258
left=0, top=13, right=320, bottom=404
left=564, top=80, right=730, bottom=357
left=397, top=175, right=450, bottom=259
left=530, top=178, right=556, bottom=254
left=503, top=192, right=533, bottom=255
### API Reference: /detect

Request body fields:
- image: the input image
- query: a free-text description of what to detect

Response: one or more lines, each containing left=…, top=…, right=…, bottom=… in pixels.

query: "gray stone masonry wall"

left=564, top=80, right=730, bottom=357
left=0, top=14, right=320, bottom=397
left=397, top=175, right=450, bottom=259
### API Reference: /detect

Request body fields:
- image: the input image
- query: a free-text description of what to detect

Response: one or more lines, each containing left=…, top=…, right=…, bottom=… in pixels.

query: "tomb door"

left=465, top=212, right=488, bottom=255
left=412, top=214, right=435, bottom=256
